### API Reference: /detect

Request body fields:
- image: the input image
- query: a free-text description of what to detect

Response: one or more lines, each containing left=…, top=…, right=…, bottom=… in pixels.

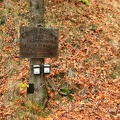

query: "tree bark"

left=28, top=0, right=48, bottom=108
left=30, top=0, right=44, bottom=27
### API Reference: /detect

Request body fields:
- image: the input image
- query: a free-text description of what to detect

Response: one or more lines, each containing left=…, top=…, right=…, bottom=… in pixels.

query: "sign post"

left=19, top=0, right=58, bottom=108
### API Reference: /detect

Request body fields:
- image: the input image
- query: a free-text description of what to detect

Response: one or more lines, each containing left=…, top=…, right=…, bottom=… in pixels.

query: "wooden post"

left=28, top=0, right=48, bottom=108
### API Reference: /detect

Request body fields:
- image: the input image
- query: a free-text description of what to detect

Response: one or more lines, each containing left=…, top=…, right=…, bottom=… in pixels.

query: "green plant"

left=0, top=17, right=5, bottom=25
left=37, top=109, right=51, bottom=118
left=90, top=24, right=97, bottom=31
left=60, top=88, right=73, bottom=100
left=81, top=0, right=90, bottom=6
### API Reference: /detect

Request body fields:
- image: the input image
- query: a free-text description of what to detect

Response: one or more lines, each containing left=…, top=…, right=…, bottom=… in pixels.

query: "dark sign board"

left=20, top=27, right=58, bottom=58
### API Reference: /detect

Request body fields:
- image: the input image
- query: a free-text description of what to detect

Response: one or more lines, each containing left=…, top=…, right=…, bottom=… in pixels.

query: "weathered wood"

left=20, top=27, right=58, bottom=58
left=28, top=0, right=48, bottom=108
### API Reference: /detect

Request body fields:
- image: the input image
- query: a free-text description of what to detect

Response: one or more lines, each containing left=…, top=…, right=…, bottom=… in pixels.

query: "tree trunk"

left=30, top=0, right=44, bottom=27
left=27, top=0, right=48, bottom=108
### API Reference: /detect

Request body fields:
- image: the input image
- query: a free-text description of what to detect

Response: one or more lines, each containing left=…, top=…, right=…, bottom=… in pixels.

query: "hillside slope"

left=0, top=0, right=120, bottom=119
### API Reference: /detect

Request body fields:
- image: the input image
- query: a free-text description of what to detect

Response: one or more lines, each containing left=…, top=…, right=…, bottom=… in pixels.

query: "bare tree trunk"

left=27, top=0, right=48, bottom=108
left=30, top=0, right=44, bottom=27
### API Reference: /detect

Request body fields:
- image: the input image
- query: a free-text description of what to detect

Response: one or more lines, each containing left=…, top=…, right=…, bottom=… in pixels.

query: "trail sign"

left=20, top=27, right=58, bottom=58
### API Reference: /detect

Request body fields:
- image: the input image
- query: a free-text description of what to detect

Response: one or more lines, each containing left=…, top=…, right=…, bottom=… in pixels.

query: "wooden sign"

left=20, top=27, right=58, bottom=58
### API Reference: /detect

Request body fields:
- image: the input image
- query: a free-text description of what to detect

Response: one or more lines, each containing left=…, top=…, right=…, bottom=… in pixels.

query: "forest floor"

left=0, top=0, right=120, bottom=119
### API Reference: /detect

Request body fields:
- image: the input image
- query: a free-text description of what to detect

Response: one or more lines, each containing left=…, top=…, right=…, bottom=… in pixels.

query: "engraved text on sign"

left=20, top=27, right=58, bottom=58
